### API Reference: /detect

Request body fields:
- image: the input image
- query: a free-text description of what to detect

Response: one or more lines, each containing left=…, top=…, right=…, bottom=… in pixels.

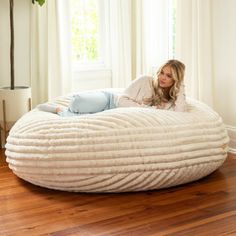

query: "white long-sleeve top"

left=116, top=75, right=187, bottom=112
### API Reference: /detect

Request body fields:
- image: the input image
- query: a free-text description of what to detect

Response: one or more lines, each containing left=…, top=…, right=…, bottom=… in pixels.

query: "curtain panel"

left=30, top=0, right=72, bottom=107
left=175, top=0, right=214, bottom=106
left=106, top=0, right=171, bottom=87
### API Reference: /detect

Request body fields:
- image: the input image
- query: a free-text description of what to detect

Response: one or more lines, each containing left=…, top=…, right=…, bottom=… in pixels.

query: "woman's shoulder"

left=131, top=75, right=154, bottom=86
left=123, top=75, right=154, bottom=96
left=135, top=75, right=154, bottom=82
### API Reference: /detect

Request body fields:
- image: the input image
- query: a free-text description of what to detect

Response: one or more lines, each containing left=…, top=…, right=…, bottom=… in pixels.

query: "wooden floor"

left=1, top=149, right=236, bottom=236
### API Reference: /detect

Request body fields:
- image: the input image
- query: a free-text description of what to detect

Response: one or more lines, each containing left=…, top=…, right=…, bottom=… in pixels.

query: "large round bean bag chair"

left=5, top=94, right=229, bottom=192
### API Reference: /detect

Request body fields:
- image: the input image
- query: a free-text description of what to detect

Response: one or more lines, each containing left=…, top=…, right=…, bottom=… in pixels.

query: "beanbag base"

left=5, top=96, right=229, bottom=192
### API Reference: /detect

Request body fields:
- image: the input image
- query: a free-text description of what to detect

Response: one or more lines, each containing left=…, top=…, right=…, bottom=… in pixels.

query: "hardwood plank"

left=0, top=150, right=236, bottom=235
left=0, top=148, right=7, bottom=167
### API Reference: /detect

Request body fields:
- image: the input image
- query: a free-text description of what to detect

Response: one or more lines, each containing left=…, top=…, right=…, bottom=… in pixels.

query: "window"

left=70, top=0, right=111, bottom=91
left=71, top=0, right=100, bottom=63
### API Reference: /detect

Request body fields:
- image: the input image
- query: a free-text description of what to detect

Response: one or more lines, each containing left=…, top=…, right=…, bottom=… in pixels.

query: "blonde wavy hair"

left=144, top=59, right=185, bottom=107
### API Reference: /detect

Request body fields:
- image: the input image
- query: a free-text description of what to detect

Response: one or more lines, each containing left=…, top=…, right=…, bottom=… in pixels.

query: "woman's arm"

left=116, top=75, right=154, bottom=108
left=117, top=95, right=149, bottom=107
left=123, top=75, right=154, bottom=100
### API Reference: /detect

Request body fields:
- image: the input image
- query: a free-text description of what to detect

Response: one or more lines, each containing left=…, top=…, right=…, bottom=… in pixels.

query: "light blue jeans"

left=58, top=91, right=116, bottom=117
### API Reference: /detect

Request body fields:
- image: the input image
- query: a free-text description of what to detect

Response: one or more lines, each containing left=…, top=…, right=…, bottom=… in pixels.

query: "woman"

left=118, top=59, right=186, bottom=112
left=37, top=59, right=187, bottom=115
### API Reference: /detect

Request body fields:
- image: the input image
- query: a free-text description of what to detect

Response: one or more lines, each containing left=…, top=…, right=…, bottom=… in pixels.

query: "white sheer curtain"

left=30, top=0, right=72, bottom=107
left=108, top=0, right=132, bottom=88
left=175, top=0, right=214, bottom=106
left=108, top=0, right=171, bottom=87
left=134, top=0, right=171, bottom=77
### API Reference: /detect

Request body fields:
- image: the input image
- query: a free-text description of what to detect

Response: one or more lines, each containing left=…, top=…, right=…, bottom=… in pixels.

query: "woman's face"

left=158, top=65, right=174, bottom=89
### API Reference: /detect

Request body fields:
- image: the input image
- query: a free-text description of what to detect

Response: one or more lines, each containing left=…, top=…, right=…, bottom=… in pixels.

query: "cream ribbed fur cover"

left=5, top=96, right=229, bottom=192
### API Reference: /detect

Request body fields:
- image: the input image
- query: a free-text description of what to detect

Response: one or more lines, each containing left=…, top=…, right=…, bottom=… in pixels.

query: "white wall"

left=212, top=0, right=236, bottom=152
left=0, top=0, right=30, bottom=88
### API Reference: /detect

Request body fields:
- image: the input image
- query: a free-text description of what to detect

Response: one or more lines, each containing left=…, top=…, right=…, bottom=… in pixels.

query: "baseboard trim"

left=229, top=148, right=236, bottom=154
left=227, top=125, right=236, bottom=154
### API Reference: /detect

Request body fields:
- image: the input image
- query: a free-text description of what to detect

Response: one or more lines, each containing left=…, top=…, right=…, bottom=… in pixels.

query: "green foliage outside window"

left=71, top=0, right=99, bottom=62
